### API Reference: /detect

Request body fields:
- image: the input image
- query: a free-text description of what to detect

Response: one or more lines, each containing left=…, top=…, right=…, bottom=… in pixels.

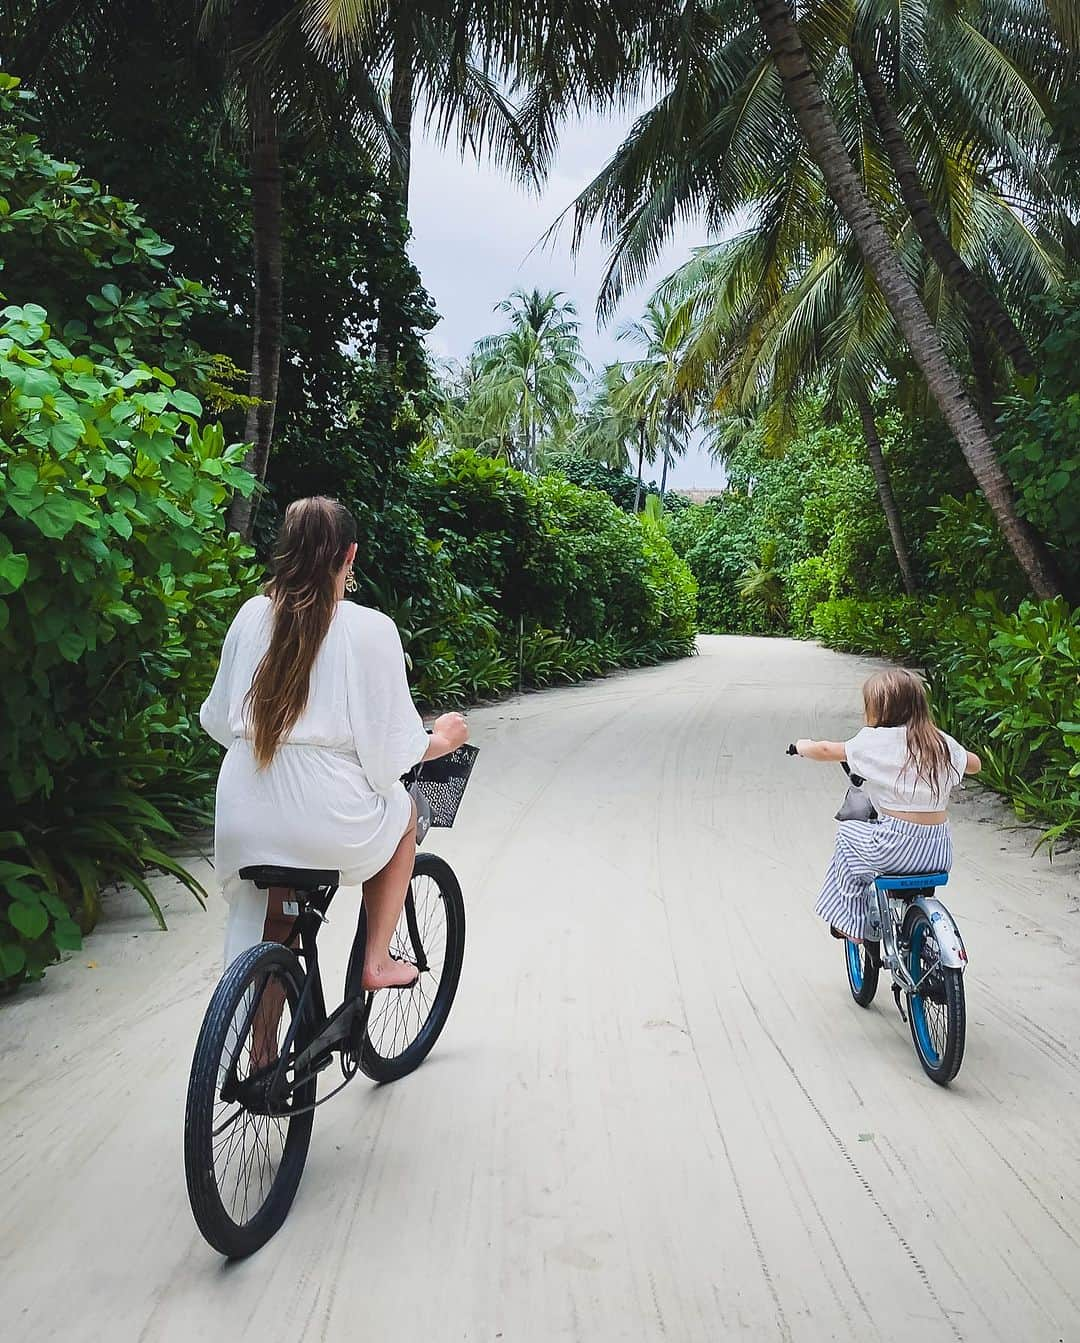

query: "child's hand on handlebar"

left=429, top=712, right=469, bottom=755
left=789, top=738, right=848, bottom=763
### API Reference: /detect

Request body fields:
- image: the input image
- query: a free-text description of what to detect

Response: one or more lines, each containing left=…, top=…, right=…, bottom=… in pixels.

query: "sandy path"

left=2, top=635, right=1078, bottom=1342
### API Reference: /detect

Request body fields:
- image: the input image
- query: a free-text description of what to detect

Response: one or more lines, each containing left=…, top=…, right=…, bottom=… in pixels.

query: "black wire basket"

left=405, top=744, right=479, bottom=828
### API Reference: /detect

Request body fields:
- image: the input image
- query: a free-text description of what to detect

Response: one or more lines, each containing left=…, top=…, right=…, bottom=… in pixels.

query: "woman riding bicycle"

left=793, top=668, right=980, bottom=944
left=200, top=496, right=468, bottom=989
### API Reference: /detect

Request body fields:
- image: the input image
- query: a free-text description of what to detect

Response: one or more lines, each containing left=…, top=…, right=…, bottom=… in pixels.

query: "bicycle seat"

left=874, top=872, right=948, bottom=892
left=239, top=865, right=340, bottom=891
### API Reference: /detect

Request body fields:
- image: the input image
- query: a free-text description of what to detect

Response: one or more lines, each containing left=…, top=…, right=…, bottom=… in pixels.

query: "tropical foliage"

left=3, top=0, right=1080, bottom=991
left=0, top=74, right=697, bottom=992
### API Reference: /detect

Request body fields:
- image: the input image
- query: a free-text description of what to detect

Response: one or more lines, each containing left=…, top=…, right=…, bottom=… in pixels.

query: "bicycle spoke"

left=365, top=874, right=450, bottom=1063
left=206, top=966, right=297, bottom=1226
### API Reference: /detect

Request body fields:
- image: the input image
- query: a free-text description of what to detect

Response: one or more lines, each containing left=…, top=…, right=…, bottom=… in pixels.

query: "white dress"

left=200, top=595, right=429, bottom=965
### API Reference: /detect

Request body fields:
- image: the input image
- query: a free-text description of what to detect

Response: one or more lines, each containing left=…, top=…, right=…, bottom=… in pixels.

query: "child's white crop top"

left=845, top=725, right=968, bottom=813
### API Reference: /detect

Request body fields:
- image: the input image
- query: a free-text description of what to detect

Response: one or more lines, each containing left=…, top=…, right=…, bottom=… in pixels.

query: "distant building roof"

left=673, top=488, right=726, bottom=505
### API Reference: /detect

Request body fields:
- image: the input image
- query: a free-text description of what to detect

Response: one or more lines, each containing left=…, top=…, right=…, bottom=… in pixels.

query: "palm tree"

left=469, top=289, right=587, bottom=470
left=303, top=2, right=546, bottom=201
left=194, top=0, right=406, bottom=534
left=304, top=0, right=670, bottom=206
left=845, top=0, right=1075, bottom=376
left=617, top=296, right=696, bottom=496
left=665, top=205, right=925, bottom=589
left=751, top=0, right=1062, bottom=596
left=566, top=0, right=1067, bottom=595
left=572, top=363, right=643, bottom=472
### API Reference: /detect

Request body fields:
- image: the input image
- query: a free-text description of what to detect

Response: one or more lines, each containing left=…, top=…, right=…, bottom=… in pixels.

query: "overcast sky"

left=406, top=109, right=726, bottom=489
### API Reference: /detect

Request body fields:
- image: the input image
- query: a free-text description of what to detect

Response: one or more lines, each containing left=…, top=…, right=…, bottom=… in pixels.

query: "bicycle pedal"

left=892, top=985, right=907, bottom=1023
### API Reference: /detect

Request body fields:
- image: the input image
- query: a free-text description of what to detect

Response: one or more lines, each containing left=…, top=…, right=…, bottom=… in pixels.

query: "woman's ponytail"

left=246, top=496, right=357, bottom=767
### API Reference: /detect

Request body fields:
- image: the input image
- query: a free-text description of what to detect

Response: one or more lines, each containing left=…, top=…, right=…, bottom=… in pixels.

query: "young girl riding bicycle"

left=793, top=668, right=981, bottom=944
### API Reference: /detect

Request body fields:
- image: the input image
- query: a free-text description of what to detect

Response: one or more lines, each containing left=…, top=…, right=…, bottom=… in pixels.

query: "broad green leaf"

left=56, top=630, right=86, bottom=662
left=0, top=860, right=37, bottom=881
left=28, top=493, right=89, bottom=539
left=0, top=551, right=29, bottom=591
left=0, top=942, right=27, bottom=979
left=7, top=900, right=49, bottom=940
left=170, top=389, right=202, bottom=415
left=52, top=919, right=82, bottom=951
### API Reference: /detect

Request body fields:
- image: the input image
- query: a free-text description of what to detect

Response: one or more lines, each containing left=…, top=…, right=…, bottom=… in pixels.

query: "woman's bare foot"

left=361, top=956, right=419, bottom=991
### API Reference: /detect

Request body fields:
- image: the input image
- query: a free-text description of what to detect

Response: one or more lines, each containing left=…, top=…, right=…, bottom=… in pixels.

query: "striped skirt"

left=815, top=816, right=953, bottom=939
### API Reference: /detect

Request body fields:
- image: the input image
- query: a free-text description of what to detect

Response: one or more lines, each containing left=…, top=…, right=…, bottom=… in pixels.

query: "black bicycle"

left=184, top=744, right=477, bottom=1259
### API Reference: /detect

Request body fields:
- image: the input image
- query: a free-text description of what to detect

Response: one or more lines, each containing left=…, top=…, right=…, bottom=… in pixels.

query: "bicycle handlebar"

left=788, top=744, right=863, bottom=786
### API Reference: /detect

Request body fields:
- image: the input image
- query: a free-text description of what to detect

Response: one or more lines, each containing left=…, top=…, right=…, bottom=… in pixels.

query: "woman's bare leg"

left=361, top=803, right=418, bottom=990
left=250, top=889, right=294, bottom=1069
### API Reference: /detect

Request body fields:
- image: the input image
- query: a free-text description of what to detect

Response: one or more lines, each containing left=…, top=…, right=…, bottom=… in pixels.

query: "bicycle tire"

left=903, top=908, right=966, bottom=1086
left=185, top=943, right=316, bottom=1257
left=358, top=852, right=466, bottom=1084
left=845, top=938, right=880, bottom=1007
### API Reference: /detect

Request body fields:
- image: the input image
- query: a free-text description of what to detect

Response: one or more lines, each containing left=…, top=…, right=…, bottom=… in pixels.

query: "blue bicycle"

left=845, top=867, right=967, bottom=1086
left=792, top=748, right=969, bottom=1086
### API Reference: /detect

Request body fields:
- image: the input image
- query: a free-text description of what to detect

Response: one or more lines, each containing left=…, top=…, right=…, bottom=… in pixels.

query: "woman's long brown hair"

left=862, top=668, right=958, bottom=800
left=246, top=496, right=357, bottom=768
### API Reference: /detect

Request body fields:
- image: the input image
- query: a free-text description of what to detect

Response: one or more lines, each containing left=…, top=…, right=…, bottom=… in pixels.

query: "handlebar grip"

left=786, top=743, right=798, bottom=756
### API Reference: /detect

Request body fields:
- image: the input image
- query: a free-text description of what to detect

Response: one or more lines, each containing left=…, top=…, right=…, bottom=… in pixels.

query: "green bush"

left=927, top=598, right=1080, bottom=846
left=922, top=494, right=1023, bottom=601
left=0, top=74, right=244, bottom=408
left=810, top=596, right=931, bottom=661
left=542, top=450, right=685, bottom=513
left=408, top=449, right=696, bottom=651
left=669, top=493, right=767, bottom=634
left=999, top=283, right=1080, bottom=595
left=787, top=556, right=832, bottom=637
left=0, top=303, right=256, bottom=988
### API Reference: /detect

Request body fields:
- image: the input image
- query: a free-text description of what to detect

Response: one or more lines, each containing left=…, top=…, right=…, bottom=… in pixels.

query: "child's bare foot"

left=362, top=956, right=419, bottom=991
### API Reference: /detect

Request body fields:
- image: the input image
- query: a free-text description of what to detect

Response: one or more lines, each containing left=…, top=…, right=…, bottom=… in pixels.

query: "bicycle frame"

left=231, top=882, right=372, bottom=1114
left=867, top=884, right=967, bottom=996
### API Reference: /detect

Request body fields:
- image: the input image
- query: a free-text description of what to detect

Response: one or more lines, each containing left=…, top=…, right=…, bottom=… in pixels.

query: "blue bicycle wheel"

left=905, top=910, right=965, bottom=1085
left=845, top=937, right=879, bottom=1007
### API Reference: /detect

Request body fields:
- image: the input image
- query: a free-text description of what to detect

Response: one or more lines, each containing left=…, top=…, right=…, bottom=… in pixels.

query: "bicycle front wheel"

left=184, top=943, right=316, bottom=1257
left=357, top=852, right=466, bottom=1084
left=845, top=938, right=880, bottom=1007
left=904, top=909, right=966, bottom=1085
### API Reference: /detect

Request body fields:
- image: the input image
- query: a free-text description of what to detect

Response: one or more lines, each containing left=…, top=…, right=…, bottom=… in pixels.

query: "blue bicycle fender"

left=912, top=896, right=967, bottom=971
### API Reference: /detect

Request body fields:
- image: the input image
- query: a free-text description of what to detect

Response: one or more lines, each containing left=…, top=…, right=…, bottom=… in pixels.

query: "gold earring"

left=344, top=569, right=358, bottom=594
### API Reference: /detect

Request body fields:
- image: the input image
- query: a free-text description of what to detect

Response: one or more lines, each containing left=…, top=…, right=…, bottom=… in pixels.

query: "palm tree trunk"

left=754, top=0, right=1061, bottom=599
left=969, top=333, right=998, bottom=433
left=660, top=447, right=670, bottom=496
left=855, top=387, right=918, bottom=596
left=633, top=425, right=645, bottom=511
left=388, top=25, right=414, bottom=209
left=853, top=53, right=1035, bottom=377
left=376, top=25, right=414, bottom=365
left=229, top=77, right=283, bottom=539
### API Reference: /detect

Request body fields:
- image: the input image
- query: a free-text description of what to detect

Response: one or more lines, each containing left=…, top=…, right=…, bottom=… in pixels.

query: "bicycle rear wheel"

left=356, top=852, right=465, bottom=1084
left=904, top=908, right=966, bottom=1085
left=185, top=943, right=316, bottom=1257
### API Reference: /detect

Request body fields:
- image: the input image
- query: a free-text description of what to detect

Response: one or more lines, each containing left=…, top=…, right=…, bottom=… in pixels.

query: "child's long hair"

left=245, top=496, right=357, bottom=768
left=863, top=668, right=958, bottom=801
